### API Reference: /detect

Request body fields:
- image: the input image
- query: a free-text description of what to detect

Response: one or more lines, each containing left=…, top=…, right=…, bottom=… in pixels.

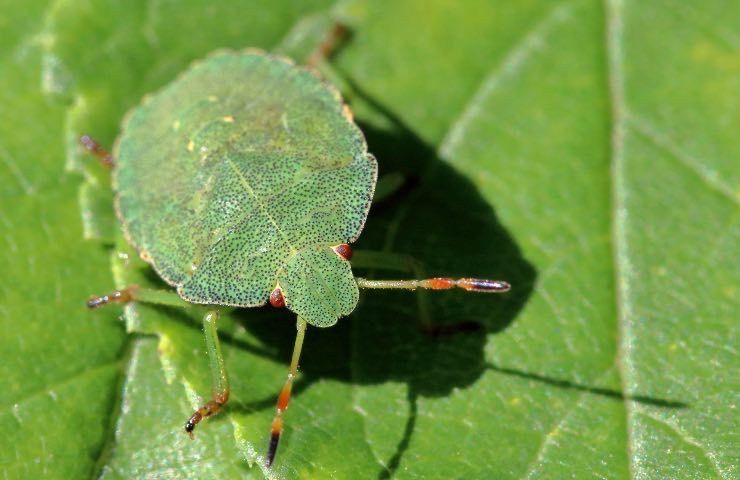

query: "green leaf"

left=335, top=0, right=738, bottom=478
left=0, top=1, right=127, bottom=478
left=2, top=0, right=736, bottom=479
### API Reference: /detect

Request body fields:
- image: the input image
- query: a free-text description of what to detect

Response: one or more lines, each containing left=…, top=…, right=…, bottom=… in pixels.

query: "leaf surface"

left=1, top=0, right=737, bottom=479
left=0, top=1, right=126, bottom=478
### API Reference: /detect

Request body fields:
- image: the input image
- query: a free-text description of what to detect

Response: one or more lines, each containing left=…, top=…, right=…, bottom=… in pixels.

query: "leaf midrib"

left=350, top=1, right=627, bottom=477
left=603, top=0, right=634, bottom=477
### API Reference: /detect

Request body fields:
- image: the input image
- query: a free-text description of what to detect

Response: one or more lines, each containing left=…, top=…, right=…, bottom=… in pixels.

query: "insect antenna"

left=79, top=135, right=115, bottom=168
left=265, top=317, right=307, bottom=468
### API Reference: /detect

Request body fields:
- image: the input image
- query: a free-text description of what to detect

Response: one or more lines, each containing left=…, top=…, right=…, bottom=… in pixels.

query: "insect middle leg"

left=350, top=250, right=436, bottom=331
left=185, top=310, right=230, bottom=438
left=87, top=288, right=230, bottom=436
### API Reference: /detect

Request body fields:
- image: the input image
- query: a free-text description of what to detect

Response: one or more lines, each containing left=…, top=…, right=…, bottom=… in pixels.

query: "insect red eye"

left=269, top=288, right=285, bottom=308
left=333, top=243, right=353, bottom=260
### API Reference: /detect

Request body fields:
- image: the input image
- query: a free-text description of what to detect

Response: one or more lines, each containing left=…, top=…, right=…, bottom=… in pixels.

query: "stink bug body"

left=84, top=49, right=510, bottom=468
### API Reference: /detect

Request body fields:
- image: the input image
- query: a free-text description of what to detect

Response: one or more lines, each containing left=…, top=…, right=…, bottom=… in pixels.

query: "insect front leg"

left=306, top=21, right=349, bottom=68
left=185, top=310, right=230, bottom=437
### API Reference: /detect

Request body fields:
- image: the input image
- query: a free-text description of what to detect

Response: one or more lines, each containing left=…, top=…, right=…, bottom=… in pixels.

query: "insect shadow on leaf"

left=79, top=22, right=694, bottom=472
left=239, top=74, right=686, bottom=477
left=228, top=73, right=538, bottom=477
left=82, top=53, right=686, bottom=476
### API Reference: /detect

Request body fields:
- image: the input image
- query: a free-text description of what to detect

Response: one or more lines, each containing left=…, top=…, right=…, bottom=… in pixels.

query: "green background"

left=1, top=0, right=737, bottom=479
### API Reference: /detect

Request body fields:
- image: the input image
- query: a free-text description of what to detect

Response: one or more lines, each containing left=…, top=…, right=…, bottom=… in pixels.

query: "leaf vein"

left=521, top=366, right=618, bottom=479
left=604, top=0, right=637, bottom=477
left=0, top=141, right=35, bottom=195
left=639, top=411, right=731, bottom=479
left=627, top=114, right=739, bottom=205
left=439, top=0, right=578, bottom=159
left=0, top=359, right=122, bottom=415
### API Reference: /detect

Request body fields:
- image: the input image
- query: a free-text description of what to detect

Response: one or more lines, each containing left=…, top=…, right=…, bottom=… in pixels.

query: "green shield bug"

left=83, top=49, right=511, bottom=469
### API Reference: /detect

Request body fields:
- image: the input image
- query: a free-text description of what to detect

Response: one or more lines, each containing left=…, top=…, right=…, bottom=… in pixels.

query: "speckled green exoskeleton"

left=84, top=49, right=511, bottom=468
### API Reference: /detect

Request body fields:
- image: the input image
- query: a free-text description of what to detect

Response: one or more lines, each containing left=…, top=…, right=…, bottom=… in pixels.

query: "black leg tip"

left=265, top=432, right=280, bottom=468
